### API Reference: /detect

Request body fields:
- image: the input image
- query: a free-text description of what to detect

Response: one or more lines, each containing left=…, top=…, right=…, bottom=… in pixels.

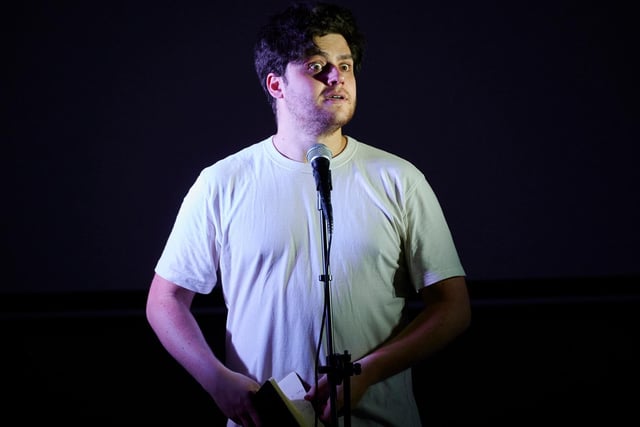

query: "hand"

left=304, top=372, right=368, bottom=425
left=208, top=369, right=262, bottom=426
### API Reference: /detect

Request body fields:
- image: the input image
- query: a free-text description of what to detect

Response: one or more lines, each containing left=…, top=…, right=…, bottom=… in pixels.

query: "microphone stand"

left=315, top=192, right=361, bottom=427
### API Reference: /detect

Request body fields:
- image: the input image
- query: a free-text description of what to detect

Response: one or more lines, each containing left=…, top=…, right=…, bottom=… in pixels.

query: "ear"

left=266, top=73, right=284, bottom=99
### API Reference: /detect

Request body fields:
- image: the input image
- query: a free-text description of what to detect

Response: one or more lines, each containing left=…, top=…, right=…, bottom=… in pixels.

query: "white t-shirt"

left=155, top=136, right=465, bottom=426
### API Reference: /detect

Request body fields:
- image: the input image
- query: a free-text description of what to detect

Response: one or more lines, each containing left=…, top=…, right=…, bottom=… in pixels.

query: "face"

left=277, top=33, right=357, bottom=135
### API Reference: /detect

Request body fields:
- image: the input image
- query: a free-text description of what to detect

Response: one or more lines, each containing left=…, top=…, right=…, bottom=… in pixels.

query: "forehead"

left=310, top=33, right=352, bottom=60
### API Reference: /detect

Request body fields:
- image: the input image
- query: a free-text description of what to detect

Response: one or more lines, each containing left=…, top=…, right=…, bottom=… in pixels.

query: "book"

left=254, top=371, right=318, bottom=426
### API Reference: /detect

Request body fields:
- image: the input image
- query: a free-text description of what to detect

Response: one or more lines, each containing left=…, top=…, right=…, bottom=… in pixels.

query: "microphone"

left=306, top=143, right=333, bottom=232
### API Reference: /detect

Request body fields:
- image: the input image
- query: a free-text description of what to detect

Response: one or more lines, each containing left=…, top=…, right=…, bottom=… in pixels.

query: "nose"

left=326, top=65, right=343, bottom=86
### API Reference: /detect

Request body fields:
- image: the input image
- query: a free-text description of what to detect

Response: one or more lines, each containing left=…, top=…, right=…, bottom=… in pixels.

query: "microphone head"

left=306, top=143, right=332, bottom=164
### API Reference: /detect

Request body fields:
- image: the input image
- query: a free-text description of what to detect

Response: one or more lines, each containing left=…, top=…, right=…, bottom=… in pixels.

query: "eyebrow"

left=309, top=49, right=353, bottom=62
left=335, top=53, right=354, bottom=61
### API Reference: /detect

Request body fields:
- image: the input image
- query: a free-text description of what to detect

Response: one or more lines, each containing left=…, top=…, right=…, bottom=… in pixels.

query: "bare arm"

left=308, top=275, right=471, bottom=422
left=145, top=273, right=261, bottom=425
left=357, top=276, right=471, bottom=384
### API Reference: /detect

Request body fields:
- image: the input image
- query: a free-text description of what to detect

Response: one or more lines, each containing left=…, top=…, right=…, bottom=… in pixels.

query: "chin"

left=332, top=104, right=354, bottom=118
left=336, top=112, right=355, bottom=127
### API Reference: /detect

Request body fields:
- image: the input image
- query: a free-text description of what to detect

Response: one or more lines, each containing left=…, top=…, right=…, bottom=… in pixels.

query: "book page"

left=276, top=372, right=317, bottom=426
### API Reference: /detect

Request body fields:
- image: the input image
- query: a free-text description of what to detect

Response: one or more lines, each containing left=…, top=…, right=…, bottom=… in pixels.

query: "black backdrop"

left=4, top=2, right=640, bottom=425
left=6, top=0, right=639, bottom=294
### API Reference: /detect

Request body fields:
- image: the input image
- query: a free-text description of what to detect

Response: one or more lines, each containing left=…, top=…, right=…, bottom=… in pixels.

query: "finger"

left=247, top=404, right=262, bottom=427
left=238, top=414, right=255, bottom=427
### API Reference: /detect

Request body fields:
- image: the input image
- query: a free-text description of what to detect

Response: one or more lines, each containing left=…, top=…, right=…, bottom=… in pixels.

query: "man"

left=146, top=2, right=471, bottom=426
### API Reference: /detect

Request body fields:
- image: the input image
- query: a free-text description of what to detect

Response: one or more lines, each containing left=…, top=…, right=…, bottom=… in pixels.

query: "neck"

left=272, top=131, right=347, bottom=162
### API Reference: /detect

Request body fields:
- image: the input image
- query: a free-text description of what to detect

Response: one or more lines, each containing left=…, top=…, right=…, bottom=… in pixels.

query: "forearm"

left=146, top=275, right=262, bottom=424
left=356, top=277, right=471, bottom=388
left=146, top=277, right=226, bottom=393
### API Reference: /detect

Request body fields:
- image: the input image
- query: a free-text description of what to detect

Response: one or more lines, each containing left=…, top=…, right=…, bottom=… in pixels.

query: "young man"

left=146, top=2, right=471, bottom=426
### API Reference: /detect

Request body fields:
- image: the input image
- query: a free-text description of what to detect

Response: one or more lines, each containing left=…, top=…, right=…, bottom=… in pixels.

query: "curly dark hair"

left=253, top=1, right=366, bottom=112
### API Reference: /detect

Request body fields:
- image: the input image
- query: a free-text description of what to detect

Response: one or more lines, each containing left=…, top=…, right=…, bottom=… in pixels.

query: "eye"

left=308, top=62, right=324, bottom=73
left=339, top=63, right=352, bottom=72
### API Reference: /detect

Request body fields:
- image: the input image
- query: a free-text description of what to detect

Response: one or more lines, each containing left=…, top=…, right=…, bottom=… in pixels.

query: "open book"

left=254, top=371, right=318, bottom=426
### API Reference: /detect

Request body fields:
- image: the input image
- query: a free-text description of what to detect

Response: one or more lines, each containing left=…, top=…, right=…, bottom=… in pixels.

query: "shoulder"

left=348, top=137, right=426, bottom=182
left=182, top=138, right=271, bottom=199
left=201, top=139, right=269, bottom=177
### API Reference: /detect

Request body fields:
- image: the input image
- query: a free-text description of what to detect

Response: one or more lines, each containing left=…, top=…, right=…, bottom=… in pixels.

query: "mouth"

left=325, top=93, right=346, bottom=101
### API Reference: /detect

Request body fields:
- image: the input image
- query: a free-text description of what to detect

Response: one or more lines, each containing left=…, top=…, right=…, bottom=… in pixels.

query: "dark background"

left=4, top=0, right=639, bottom=425
left=7, top=0, right=639, bottom=293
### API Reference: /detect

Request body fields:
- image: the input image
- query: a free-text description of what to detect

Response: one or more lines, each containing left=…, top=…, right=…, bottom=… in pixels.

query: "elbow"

left=145, top=275, right=166, bottom=330
left=145, top=291, right=160, bottom=330
left=452, top=278, right=472, bottom=335
left=460, top=304, right=472, bottom=334
left=456, top=292, right=472, bottom=335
